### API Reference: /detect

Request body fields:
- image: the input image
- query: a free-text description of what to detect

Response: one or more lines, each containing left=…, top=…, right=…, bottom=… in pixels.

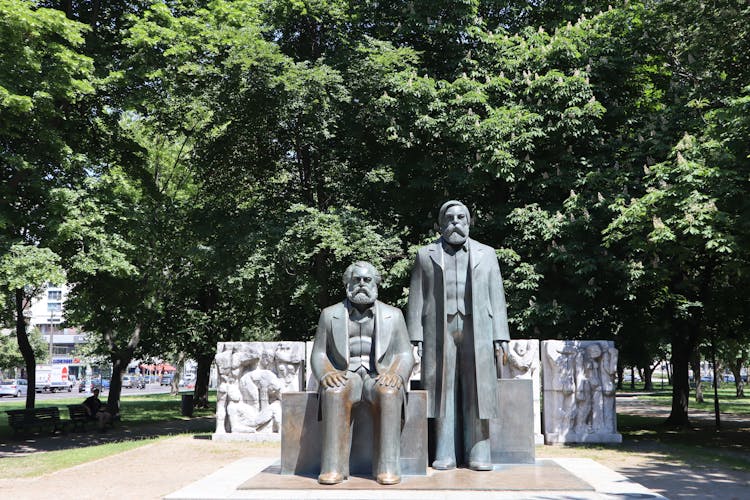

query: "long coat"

left=310, top=300, right=414, bottom=405
left=407, top=238, right=510, bottom=419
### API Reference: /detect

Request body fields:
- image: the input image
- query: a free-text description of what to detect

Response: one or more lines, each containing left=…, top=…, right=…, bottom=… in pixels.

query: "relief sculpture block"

left=541, top=340, right=622, bottom=444
left=214, top=341, right=305, bottom=440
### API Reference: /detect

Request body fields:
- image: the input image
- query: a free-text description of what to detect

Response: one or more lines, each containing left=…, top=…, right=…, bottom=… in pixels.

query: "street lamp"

left=48, top=311, right=59, bottom=361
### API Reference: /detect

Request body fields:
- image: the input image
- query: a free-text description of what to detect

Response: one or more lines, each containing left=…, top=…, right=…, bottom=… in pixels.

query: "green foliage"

left=8, top=0, right=747, bottom=419
left=0, top=244, right=65, bottom=324
left=0, top=327, right=48, bottom=372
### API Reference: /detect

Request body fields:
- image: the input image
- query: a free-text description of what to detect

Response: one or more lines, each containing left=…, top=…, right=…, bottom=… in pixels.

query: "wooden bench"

left=66, top=404, right=118, bottom=431
left=66, top=404, right=91, bottom=431
left=6, top=407, right=66, bottom=435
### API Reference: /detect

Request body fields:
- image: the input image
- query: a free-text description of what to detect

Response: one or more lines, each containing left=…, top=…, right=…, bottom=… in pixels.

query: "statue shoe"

left=376, top=472, right=401, bottom=485
left=318, top=471, right=344, bottom=485
left=468, top=460, right=493, bottom=471
left=432, top=458, right=457, bottom=470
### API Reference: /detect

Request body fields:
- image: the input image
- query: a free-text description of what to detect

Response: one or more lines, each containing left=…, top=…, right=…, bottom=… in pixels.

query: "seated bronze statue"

left=310, top=261, right=414, bottom=485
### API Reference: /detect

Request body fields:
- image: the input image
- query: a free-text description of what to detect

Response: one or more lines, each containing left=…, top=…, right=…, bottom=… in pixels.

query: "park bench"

left=66, top=404, right=118, bottom=431
left=6, top=407, right=66, bottom=435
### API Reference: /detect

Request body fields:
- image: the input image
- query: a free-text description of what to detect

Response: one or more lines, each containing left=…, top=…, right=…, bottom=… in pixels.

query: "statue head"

left=343, top=261, right=380, bottom=305
left=514, top=340, right=528, bottom=356
left=260, top=348, right=274, bottom=369
left=438, top=200, right=471, bottom=246
left=586, top=343, right=602, bottom=359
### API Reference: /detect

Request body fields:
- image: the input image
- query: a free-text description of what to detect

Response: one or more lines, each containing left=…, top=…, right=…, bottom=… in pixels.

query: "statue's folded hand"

left=376, top=372, right=402, bottom=389
left=321, top=371, right=347, bottom=388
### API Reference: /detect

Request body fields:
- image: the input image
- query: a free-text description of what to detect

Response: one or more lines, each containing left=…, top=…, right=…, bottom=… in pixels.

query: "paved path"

left=1, top=397, right=748, bottom=499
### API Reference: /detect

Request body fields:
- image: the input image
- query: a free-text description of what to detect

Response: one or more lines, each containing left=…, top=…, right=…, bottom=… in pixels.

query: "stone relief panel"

left=505, top=339, right=543, bottom=444
left=214, top=341, right=305, bottom=438
left=541, top=340, right=622, bottom=444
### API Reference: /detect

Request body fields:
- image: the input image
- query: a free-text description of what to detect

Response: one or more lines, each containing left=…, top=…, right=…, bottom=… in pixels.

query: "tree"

left=0, top=245, right=65, bottom=407
left=0, top=1, right=94, bottom=408
left=0, top=326, right=49, bottom=376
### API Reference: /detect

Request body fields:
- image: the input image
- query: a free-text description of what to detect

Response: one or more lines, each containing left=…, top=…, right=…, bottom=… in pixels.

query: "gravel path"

left=2, top=398, right=748, bottom=499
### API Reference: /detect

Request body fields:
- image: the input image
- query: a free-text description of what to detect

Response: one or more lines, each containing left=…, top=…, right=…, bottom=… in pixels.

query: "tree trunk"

left=710, top=339, right=721, bottom=429
left=666, top=333, right=693, bottom=426
left=616, top=361, right=624, bottom=390
left=170, top=352, right=185, bottom=396
left=690, top=350, right=704, bottom=403
left=729, top=362, right=745, bottom=398
left=666, top=361, right=672, bottom=385
left=107, top=352, right=132, bottom=416
left=643, top=364, right=655, bottom=391
left=15, top=288, right=36, bottom=409
left=192, top=353, right=213, bottom=409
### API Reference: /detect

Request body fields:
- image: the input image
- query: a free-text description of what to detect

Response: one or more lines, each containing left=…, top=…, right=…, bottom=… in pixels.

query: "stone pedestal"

left=280, top=390, right=428, bottom=476
left=504, top=339, right=543, bottom=445
left=490, top=379, right=535, bottom=464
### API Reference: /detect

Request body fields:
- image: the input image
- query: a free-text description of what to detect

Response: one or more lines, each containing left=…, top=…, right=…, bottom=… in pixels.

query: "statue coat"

left=310, top=300, right=414, bottom=414
left=407, top=237, right=510, bottom=419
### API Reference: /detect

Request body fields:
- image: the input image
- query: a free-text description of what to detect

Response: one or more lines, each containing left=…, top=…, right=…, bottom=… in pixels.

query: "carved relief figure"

left=214, top=344, right=235, bottom=434
left=274, top=343, right=304, bottom=392
left=214, top=341, right=302, bottom=435
left=542, top=340, right=621, bottom=444
left=507, top=340, right=537, bottom=379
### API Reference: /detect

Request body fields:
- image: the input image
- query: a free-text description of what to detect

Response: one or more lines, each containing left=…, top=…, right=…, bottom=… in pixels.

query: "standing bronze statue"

left=311, top=261, right=414, bottom=485
left=407, top=200, right=510, bottom=471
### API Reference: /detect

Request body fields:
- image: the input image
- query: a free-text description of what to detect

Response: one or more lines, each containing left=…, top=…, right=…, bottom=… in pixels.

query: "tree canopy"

left=2, top=0, right=748, bottom=422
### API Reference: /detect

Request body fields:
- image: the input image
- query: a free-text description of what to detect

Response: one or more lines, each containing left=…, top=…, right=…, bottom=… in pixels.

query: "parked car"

left=121, top=375, right=134, bottom=388
left=160, top=375, right=173, bottom=386
left=90, top=378, right=111, bottom=392
left=133, top=375, right=146, bottom=389
left=0, top=379, right=28, bottom=398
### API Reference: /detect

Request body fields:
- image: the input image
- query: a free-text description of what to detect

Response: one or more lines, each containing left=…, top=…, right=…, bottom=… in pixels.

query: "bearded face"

left=441, top=204, right=470, bottom=246
left=346, top=266, right=378, bottom=305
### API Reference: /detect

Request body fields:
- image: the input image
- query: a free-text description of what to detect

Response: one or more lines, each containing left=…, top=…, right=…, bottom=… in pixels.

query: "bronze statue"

left=311, top=261, right=414, bottom=485
left=407, top=200, right=510, bottom=471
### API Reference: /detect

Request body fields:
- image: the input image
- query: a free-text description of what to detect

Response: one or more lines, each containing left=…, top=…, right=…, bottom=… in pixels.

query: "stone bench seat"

left=280, top=390, right=428, bottom=476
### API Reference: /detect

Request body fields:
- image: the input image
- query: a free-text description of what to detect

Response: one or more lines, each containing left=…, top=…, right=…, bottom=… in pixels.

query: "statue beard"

left=347, top=286, right=377, bottom=305
left=442, top=224, right=469, bottom=246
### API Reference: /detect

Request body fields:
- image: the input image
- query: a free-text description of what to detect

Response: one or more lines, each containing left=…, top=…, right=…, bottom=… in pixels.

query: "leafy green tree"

left=0, top=0, right=94, bottom=408
left=0, top=327, right=49, bottom=376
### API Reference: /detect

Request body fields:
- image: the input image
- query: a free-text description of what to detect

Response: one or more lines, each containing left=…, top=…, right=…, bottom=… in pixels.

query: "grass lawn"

left=0, top=391, right=217, bottom=478
left=637, top=386, right=750, bottom=415
left=0, top=390, right=216, bottom=437
left=0, top=436, right=167, bottom=479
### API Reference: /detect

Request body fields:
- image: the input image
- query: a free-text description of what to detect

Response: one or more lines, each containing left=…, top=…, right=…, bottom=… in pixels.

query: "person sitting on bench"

left=83, top=388, right=113, bottom=430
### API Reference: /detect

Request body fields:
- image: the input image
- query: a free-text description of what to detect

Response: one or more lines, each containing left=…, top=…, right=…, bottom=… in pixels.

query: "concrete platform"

left=165, top=457, right=667, bottom=499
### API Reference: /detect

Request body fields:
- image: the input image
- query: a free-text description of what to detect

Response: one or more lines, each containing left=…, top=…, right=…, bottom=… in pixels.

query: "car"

left=160, top=375, right=173, bottom=386
left=0, top=379, right=28, bottom=398
left=90, top=378, right=111, bottom=392
left=121, top=375, right=134, bottom=388
left=78, top=379, right=87, bottom=392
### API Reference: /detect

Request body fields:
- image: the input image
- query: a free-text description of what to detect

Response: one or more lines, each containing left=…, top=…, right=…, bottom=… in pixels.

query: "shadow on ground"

left=0, top=415, right=215, bottom=458
left=616, top=458, right=750, bottom=500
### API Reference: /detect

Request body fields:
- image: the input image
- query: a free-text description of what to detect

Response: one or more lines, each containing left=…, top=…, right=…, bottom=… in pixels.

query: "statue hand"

left=376, top=372, right=403, bottom=389
left=321, top=371, right=347, bottom=388
left=413, top=341, right=423, bottom=358
left=494, top=340, right=509, bottom=363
